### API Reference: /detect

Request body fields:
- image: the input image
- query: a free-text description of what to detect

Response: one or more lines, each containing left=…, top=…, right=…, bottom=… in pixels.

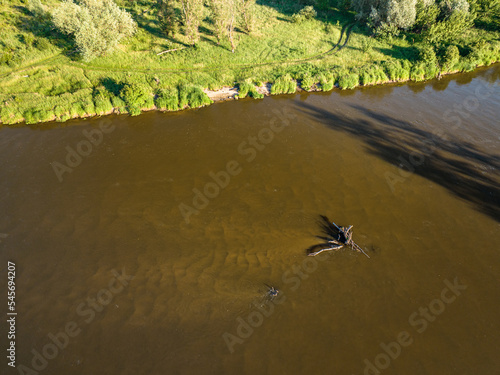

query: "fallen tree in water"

left=307, top=215, right=370, bottom=258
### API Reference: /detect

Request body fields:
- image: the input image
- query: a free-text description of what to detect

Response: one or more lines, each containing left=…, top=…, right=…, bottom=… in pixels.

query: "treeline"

left=345, top=0, right=499, bottom=39
left=21, top=0, right=500, bottom=62
left=45, top=0, right=258, bottom=60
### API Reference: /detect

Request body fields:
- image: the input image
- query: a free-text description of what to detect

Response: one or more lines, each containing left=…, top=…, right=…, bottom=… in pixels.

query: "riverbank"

left=1, top=0, right=499, bottom=126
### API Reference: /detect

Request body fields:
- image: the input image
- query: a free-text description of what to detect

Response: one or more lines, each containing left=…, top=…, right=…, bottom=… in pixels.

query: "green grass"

left=0, top=0, right=499, bottom=124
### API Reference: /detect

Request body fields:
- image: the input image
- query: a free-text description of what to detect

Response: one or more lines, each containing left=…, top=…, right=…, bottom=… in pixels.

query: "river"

left=1, top=65, right=499, bottom=375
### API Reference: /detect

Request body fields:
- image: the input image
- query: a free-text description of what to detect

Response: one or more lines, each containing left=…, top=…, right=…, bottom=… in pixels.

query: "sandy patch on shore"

left=204, top=83, right=272, bottom=102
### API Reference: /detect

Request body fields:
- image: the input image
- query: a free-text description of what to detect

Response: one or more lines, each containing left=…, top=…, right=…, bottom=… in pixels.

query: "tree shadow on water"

left=293, top=100, right=500, bottom=222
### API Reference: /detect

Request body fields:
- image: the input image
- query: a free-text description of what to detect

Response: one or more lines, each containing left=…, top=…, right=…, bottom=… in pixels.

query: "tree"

left=157, top=0, right=179, bottom=37
left=208, top=0, right=238, bottom=52
left=238, top=0, right=256, bottom=33
left=353, top=0, right=418, bottom=29
left=179, top=0, right=203, bottom=45
left=424, top=7, right=474, bottom=43
left=414, top=0, right=440, bottom=32
left=52, top=0, right=136, bottom=61
left=227, top=0, right=237, bottom=52
left=209, top=0, right=230, bottom=44
left=386, top=0, right=417, bottom=29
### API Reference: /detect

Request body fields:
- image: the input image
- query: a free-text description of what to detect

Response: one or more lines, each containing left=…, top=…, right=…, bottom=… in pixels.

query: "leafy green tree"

left=52, top=0, right=136, bottom=61
left=470, top=0, right=500, bottom=29
left=424, top=9, right=474, bottom=43
left=354, top=0, right=417, bottom=30
left=157, top=0, right=179, bottom=37
left=387, top=0, right=417, bottom=29
left=414, top=0, right=440, bottom=32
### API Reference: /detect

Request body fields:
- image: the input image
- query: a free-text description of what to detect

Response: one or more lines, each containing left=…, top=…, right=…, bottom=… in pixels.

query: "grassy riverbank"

left=0, top=0, right=499, bottom=125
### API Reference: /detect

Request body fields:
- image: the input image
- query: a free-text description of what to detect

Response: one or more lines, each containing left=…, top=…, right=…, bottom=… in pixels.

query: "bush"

left=359, top=65, right=388, bottom=85
left=271, top=74, right=297, bottom=95
left=34, top=38, right=52, bottom=51
left=120, top=83, right=152, bottom=115
left=441, top=45, right=460, bottom=71
left=28, top=0, right=46, bottom=18
left=237, top=82, right=251, bottom=98
left=410, top=62, right=426, bottom=81
left=110, top=95, right=127, bottom=113
left=52, top=0, right=137, bottom=61
left=414, top=0, right=440, bottom=31
left=316, top=73, right=334, bottom=91
left=155, top=87, right=179, bottom=110
left=93, top=86, right=114, bottom=114
left=418, top=45, right=439, bottom=78
left=178, top=84, right=212, bottom=108
left=419, top=44, right=437, bottom=64
left=292, top=6, right=317, bottom=23
left=338, top=70, right=359, bottom=89
left=300, top=74, right=315, bottom=91
left=424, top=10, right=474, bottom=43
left=383, top=60, right=411, bottom=81
left=237, top=82, right=264, bottom=99
left=374, top=22, right=400, bottom=40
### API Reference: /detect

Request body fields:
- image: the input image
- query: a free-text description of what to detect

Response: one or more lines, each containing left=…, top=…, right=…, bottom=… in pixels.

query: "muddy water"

left=1, top=66, right=499, bottom=375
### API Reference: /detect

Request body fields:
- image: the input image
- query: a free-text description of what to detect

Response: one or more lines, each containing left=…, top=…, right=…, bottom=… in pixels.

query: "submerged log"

left=307, top=215, right=370, bottom=258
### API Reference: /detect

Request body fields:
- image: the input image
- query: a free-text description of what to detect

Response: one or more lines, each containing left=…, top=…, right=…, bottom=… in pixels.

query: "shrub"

left=316, top=73, right=334, bottom=91
left=155, top=87, right=179, bottom=110
left=374, top=22, right=400, bottom=40
left=93, top=86, right=114, bottom=114
left=292, top=6, right=317, bottom=23
left=110, top=95, right=127, bottom=113
left=338, top=70, right=359, bottom=89
left=28, top=0, right=46, bottom=18
left=271, top=74, right=297, bottom=95
left=237, top=82, right=252, bottom=98
left=120, top=83, right=152, bottom=115
left=34, top=38, right=52, bottom=51
left=300, top=74, right=315, bottom=91
left=410, top=62, right=426, bottom=81
left=441, top=45, right=460, bottom=71
left=414, top=0, right=440, bottom=31
left=424, top=10, right=474, bottom=43
left=51, top=0, right=137, bottom=61
left=178, top=84, right=212, bottom=108
left=418, top=45, right=439, bottom=78
left=419, top=44, right=437, bottom=64
left=23, top=109, right=53, bottom=124
left=237, top=82, right=264, bottom=98
left=359, top=65, right=388, bottom=85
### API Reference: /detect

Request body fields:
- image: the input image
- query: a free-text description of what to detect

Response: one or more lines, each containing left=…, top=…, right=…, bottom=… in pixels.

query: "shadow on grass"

left=292, top=87, right=500, bottom=222
left=100, top=78, right=125, bottom=97
left=377, top=46, right=420, bottom=61
left=14, top=6, right=76, bottom=55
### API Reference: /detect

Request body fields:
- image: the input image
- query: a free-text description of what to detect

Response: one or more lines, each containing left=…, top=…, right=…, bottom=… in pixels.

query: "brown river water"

left=1, top=65, right=499, bottom=375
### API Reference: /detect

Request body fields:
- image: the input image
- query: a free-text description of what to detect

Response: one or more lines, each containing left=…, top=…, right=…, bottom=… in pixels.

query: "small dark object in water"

left=264, top=283, right=279, bottom=299
left=306, top=215, right=370, bottom=258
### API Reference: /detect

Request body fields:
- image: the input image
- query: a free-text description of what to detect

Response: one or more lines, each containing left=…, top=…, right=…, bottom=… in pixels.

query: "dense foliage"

left=52, top=0, right=137, bottom=61
left=0, top=0, right=498, bottom=125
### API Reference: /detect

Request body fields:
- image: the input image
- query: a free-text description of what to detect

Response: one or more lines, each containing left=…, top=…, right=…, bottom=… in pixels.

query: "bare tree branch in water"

left=307, top=215, right=370, bottom=258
